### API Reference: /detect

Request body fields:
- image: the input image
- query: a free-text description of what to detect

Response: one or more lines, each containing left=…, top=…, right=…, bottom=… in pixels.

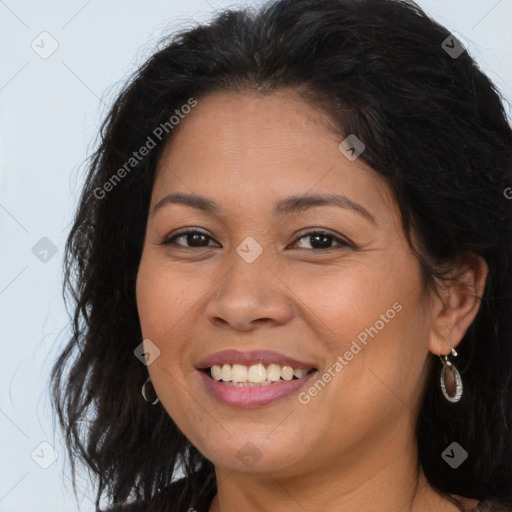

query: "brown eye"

left=161, top=230, right=218, bottom=248
left=291, top=230, right=353, bottom=250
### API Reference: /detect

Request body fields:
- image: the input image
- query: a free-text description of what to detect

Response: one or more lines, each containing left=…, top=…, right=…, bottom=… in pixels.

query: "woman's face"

left=136, top=89, right=434, bottom=477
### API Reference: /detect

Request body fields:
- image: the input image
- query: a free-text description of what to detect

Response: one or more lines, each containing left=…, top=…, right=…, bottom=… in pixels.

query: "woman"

left=50, top=0, right=512, bottom=510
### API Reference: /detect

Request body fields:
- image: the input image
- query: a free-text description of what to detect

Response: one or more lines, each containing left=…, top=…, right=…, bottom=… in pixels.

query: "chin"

left=195, top=435, right=308, bottom=475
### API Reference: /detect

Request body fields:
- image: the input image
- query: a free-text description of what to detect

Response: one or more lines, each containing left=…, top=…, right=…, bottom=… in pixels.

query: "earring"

left=142, top=376, right=160, bottom=405
left=439, top=342, right=463, bottom=403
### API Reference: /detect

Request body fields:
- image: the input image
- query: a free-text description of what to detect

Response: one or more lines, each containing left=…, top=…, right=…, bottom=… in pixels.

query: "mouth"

left=196, top=349, right=319, bottom=408
left=200, top=363, right=317, bottom=386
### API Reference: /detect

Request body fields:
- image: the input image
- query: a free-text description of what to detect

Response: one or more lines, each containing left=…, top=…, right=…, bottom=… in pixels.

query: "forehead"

left=152, top=90, right=396, bottom=221
left=157, top=89, right=340, bottom=171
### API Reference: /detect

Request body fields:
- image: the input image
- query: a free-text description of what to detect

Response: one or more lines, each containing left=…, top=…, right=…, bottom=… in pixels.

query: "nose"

left=204, top=249, right=294, bottom=331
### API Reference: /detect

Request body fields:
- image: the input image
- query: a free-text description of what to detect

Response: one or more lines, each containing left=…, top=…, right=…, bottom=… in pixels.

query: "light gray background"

left=1, top=1, right=511, bottom=510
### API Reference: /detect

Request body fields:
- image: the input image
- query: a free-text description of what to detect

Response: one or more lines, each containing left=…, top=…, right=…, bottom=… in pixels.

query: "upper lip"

left=196, top=349, right=317, bottom=370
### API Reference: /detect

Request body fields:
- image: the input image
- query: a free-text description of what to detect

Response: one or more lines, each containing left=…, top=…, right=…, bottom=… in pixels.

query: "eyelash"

left=159, top=228, right=354, bottom=251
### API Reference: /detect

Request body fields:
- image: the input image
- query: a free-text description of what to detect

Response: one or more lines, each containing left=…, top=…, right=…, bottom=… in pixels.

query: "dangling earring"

left=142, top=376, right=160, bottom=405
left=439, top=342, right=463, bottom=403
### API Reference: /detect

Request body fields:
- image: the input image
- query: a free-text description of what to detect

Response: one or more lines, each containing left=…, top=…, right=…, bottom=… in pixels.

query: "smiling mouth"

left=202, top=363, right=317, bottom=386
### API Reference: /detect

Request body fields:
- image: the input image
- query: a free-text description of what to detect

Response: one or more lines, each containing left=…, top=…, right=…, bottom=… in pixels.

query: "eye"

left=159, top=228, right=353, bottom=251
left=160, top=229, right=218, bottom=248
left=290, top=229, right=353, bottom=250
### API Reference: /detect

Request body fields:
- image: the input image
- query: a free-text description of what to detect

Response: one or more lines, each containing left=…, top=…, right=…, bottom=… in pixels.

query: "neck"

left=207, top=419, right=464, bottom=512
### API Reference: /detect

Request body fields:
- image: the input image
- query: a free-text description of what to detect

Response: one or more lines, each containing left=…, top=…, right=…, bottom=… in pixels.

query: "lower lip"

left=199, top=370, right=318, bottom=408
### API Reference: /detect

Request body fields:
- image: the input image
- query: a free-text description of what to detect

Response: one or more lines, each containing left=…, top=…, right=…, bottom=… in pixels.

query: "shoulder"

left=472, top=497, right=512, bottom=512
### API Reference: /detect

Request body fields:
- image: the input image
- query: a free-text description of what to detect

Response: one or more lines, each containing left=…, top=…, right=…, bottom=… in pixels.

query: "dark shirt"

left=467, top=497, right=512, bottom=512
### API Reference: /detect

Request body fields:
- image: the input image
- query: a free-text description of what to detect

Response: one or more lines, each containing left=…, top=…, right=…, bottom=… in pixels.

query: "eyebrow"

left=152, top=192, right=376, bottom=224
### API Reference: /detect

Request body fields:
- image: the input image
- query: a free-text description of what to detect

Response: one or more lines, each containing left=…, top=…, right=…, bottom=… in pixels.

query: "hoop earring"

left=439, top=342, right=463, bottom=403
left=142, top=376, right=160, bottom=405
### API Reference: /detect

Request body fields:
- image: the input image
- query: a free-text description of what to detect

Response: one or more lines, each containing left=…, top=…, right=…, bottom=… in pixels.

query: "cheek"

left=136, top=258, right=202, bottom=425
left=136, top=257, right=199, bottom=339
left=300, top=255, right=429, bottom=401
left=135, top=260, right=194, bottom=393
left=294, top=257, right=409, bottom=349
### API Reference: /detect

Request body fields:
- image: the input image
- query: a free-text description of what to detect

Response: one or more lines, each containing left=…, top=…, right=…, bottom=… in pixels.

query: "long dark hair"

left=50, top=0, right=512, bottom=510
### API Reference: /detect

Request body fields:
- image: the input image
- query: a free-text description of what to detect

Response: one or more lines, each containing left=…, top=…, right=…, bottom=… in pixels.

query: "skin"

left=135, top=89, right=488, bottom=512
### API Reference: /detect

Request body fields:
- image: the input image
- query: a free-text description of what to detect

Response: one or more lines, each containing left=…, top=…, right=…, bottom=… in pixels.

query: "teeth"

left=294, top=368, right=308, bottom=378
left=209, top=363, right=312, bottom=384
left=231, top=364, right=247, bottom=383
left=211, top=365, right=222, bottom=380
left=248, top=363, right=266, bottom=383
left=266, top=363, right=282, bottom=381
left=281, top=366, right=294, bottom=381
left=221, top=364, right=232, bottom=382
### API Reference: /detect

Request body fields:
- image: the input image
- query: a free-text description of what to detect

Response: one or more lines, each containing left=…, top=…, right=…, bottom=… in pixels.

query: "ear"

left=428, top=254, right=488, bottom=356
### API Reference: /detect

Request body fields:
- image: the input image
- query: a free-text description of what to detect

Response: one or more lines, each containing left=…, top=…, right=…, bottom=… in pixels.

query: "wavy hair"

left=51, top=0, right=512, bottom=510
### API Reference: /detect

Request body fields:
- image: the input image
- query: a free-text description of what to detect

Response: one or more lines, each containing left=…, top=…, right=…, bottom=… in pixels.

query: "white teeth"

left=281, top=366, right=294, bottom=381
left=209, top=363, right=312, bottom=384
left=294, top=368, right=308, bottom=378
left=247, top=363, right=266, bottom=383
left=211, top=365, right=222, bottom=380
left=266, top=363, right=282, bottom=381
left=221, top=364, right=232, bottom=382
left=231, top=364, right=247, bottom=383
